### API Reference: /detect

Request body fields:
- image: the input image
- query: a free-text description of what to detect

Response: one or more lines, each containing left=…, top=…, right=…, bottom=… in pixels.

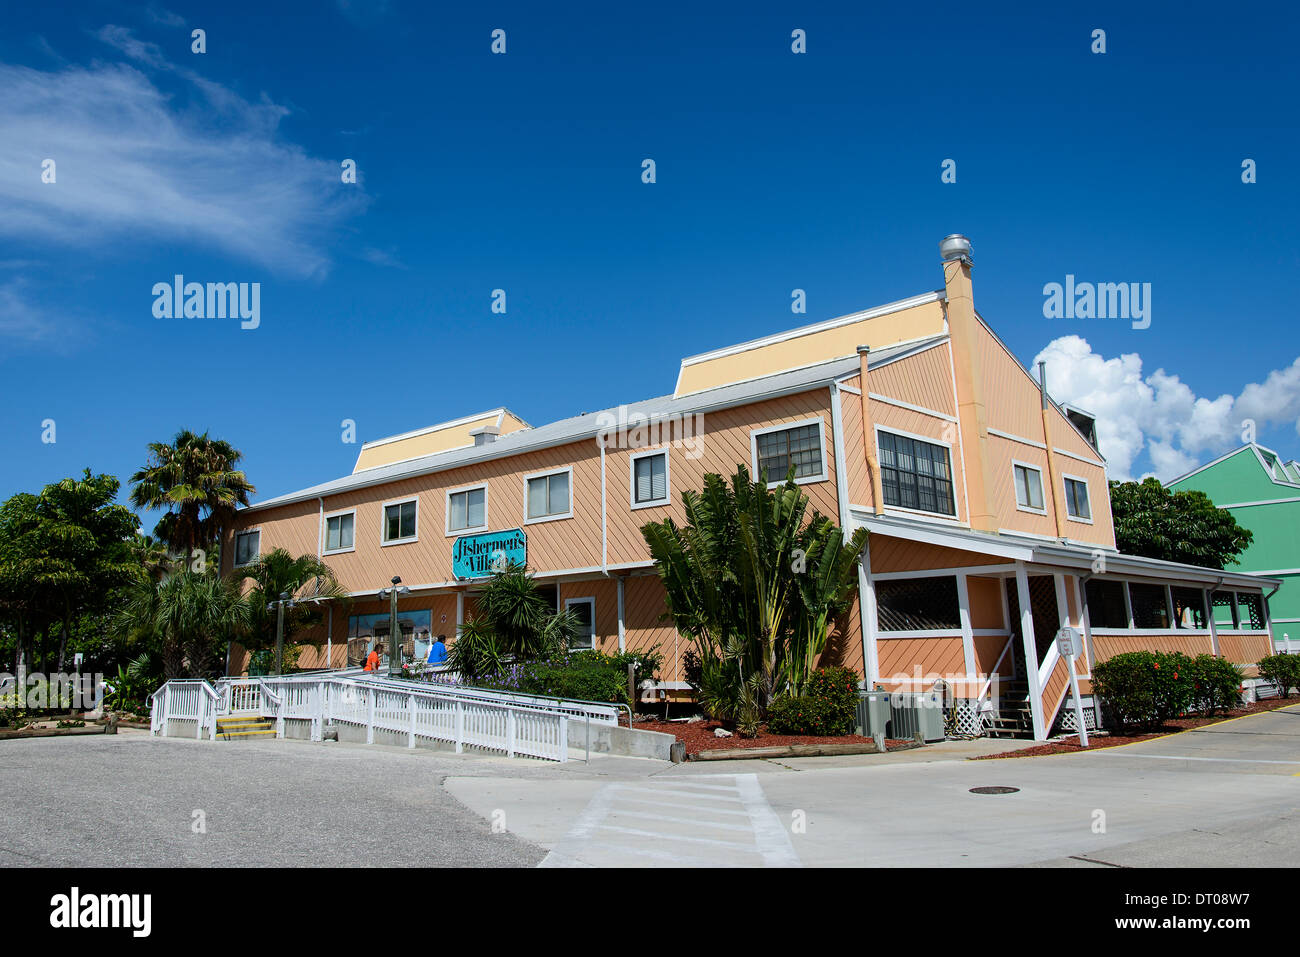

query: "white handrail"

left=976, top=636, right=1015, bottom=712
left=155, top=673, right=579, bottom=762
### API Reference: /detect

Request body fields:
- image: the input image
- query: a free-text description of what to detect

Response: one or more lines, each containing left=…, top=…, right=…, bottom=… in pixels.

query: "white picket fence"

left=150, top=672, right=620, bottom=762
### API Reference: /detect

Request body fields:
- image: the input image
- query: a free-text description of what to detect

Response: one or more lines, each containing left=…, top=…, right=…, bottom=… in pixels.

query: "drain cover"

left=970, top=786, right=1020, bottom=795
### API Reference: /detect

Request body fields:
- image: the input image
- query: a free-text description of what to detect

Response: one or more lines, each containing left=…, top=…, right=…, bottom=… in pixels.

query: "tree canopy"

left=1110, top=478, right=1254, bottom=569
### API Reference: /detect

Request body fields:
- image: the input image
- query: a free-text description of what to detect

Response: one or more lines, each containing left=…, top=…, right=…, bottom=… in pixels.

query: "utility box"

left=856, top=688, right=892, bottom=737
left=888, top=691, right=947, bottom=742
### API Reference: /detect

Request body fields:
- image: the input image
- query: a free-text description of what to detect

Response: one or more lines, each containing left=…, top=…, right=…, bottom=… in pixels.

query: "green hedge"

left=1092, top=651, right=1195, bottom=732
left=1258, top=654, right=1300, bottom=696
left=766, top=666, right=859, bottom=736
left=1187, top=654, right=1243, bottom=716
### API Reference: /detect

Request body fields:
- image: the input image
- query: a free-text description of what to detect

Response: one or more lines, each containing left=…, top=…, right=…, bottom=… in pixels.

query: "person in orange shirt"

left=363, top=643, right=383, bottom=672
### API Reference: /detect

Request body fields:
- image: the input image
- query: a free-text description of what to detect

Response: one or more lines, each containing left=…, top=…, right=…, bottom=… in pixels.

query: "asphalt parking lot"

left=2, top=705, right=1297, bottom=867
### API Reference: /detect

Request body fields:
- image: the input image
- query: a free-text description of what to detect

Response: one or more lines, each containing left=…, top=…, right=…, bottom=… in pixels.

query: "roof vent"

left=939, top=234, right=972, bottom=264
left=469, top=425, right=501, bottom=447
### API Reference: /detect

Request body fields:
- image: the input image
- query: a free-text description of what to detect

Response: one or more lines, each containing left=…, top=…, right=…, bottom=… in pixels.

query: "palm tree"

left=232, top=548, right=350, bottom=663
left=129, top=430, right=255, bottom=570
left=447, top=564, right=579, bottom=681
left=642, top=466, right=867, bottom=728
left=119, top=572, right=251, bottom=679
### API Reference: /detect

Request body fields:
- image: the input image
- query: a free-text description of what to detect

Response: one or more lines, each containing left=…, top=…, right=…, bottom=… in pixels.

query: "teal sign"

left=453, top=528, right=527, bottom=579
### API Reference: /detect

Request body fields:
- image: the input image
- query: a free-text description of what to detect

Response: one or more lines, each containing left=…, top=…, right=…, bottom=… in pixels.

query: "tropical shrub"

left=249, top=644, right=301, bottom=676
left=1187, top=654, right=1243, bottom=716
left=766, top=666, right=859, bottom=736
left=1092, top=651, right=1195, bottom=732
left=1257, top=653, right=1300, bottom=696
left=642, top=467, right=868, bottom=724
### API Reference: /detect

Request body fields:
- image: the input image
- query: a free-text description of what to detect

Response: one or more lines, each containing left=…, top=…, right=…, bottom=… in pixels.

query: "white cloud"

left=0, top=30, right=366, bottom=279
left=1034, top=336, right=1300, bottom=481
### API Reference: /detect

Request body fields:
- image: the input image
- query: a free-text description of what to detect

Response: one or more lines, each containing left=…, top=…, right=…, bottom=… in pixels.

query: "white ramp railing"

left=155, top=674, right=580, bottom=762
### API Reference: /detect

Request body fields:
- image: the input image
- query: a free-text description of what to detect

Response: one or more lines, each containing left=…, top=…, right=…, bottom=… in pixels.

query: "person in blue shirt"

left=427, top=634, right=449, bottom=666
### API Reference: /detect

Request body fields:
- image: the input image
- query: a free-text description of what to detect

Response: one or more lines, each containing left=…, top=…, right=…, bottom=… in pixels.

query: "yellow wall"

left=352, top=411, right=530, bottom=472
left=675, top=300, right=945, bottom=397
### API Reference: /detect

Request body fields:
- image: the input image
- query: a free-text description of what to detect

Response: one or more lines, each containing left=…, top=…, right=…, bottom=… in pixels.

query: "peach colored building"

left=224, top=235, right=1278, bottom=740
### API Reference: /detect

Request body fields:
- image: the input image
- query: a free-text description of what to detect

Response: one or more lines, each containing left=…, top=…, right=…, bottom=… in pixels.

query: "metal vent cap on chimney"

left=939, top=233, right=973, bottom=264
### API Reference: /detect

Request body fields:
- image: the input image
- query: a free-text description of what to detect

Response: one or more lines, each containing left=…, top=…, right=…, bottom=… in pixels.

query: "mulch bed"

left=973, top=696, right=1300, bottom=760
left=630, top=716, right=911, bottom=756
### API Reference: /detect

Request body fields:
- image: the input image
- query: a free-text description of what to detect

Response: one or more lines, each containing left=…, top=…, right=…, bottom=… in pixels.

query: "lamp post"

left=376, top=576, right=410, bottom=678
left=268, top=591, right=296, bottom=676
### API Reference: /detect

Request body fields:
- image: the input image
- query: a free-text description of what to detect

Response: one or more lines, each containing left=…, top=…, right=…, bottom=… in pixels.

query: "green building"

left=1167, top=444, right=1299, bottom=648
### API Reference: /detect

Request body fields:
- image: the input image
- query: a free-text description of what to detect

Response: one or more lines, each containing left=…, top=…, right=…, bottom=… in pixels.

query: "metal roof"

left=243, top=335, right=948, bottom=513
left=855, top=511, right=1281, bottom=590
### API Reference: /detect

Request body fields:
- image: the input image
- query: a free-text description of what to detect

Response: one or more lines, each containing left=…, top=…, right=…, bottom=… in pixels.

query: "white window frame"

left=523, top=467, right=574, bottom=525
left=629, top=448, right=671, bottom=509
left=321, top=509, right=357, bottom=556
left=1011, top=459, right=1047, bottom=515
left=874, top=425, right=959, bottom=519
left=233, top=528, right=261, bottom=568
left=380, top=496, right=419, bottom=546
left=445, top=483, right=490, bottom=537
left=1062, top=473, right=1093, bottom=524
left=750, top=416, right=829, bottom=488
left=564, top=596, right=596, bottom=650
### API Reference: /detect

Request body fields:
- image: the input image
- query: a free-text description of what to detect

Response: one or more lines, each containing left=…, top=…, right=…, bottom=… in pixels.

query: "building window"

left=631, top=451, right=669, bottom=508
left=324, top=513, right=354, bottom=553
left=1237, top=592, right=1265, bottom=630
left=878, top=431, right=955, bottom=516
left=526, top=469, right=571, bottom=522
left=875, top=577, right=960, bottom=631
left=1128, top=583, right=1170, bottom=629
left=447, top=486, right=487, bottom=533
left=565, top=597, right=595, bottom=650
left=1063, top=477, right=1092, bottom=521
left=1084, top=579, right=1128, bottom=629
left=753, top=420, right=825, bottom=484
left=1013, top=463, right=1045, bottom=512
left=233, top=529, right=260, bottom=567
left=1211, top=590, right=1238, bottom=629
left=383, top=499, right=418, bottom=543
left=1171, top=587, right=1206, bottom=629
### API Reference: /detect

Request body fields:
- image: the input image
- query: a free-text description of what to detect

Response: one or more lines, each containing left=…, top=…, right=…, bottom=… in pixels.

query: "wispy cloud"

left=0, top=279, right=60, bottom=343
left=1035, top=335, right=1300, bottom=481
left=0, top=28, right=368, bottom=279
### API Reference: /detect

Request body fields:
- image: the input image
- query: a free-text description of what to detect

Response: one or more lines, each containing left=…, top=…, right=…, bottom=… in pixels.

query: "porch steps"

left=985, top=677, right=1034, bottom=739
left=216, top=715, right=275, bottom=740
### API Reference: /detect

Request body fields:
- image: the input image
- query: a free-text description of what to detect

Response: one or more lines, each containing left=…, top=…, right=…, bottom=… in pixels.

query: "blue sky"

left=2, top=0, right=1298, bottom=525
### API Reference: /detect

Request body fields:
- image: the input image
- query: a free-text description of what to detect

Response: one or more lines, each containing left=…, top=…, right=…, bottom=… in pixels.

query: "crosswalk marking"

left=539, top=773, right=800, bottom=868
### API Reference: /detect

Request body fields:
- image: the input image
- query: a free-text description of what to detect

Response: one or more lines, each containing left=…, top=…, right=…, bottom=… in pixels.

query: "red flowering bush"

left=766, top=666, right=859, bottom=736
left=1092, top=651, right=1195, bottom=732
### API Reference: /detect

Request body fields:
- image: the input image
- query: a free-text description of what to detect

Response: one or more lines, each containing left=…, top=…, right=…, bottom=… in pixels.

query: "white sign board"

left=1056, top=626, right=1079, bottom=657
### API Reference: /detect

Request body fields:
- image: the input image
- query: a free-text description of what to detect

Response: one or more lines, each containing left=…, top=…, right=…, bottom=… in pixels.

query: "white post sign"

left=1055, top=626, right=1088, bottom=746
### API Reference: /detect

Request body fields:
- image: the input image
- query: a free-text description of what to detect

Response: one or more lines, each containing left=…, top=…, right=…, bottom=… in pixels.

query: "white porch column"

left=616, top=576, right=626, bottom=653
left=1206, top=587, right=1221, bottom=656
left=456, top=591, right=465, bottom=637
left=1015, top=562, right=1046, bottom=740
left=956, top=573, right=975, bottom=690
left=859, top=545, right=880, bottom=685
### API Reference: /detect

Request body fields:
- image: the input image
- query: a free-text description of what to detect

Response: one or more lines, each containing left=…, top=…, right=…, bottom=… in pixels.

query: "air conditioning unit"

left=856, top=688, right=892, bottom=737
left=888, top=691, right=946, bottom=742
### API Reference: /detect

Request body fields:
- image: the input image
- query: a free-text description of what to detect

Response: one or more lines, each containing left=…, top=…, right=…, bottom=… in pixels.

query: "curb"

left=688, top=740, right=924, bottom=762
left=0, top=726, right=109, bottom=740
left=972, top=697, right=1300, bottom=761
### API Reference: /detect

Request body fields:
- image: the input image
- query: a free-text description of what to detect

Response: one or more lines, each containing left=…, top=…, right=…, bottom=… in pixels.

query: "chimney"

left=941, top=234, right=998, bottom=532
left=469, top=425, right=501, bottom=447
